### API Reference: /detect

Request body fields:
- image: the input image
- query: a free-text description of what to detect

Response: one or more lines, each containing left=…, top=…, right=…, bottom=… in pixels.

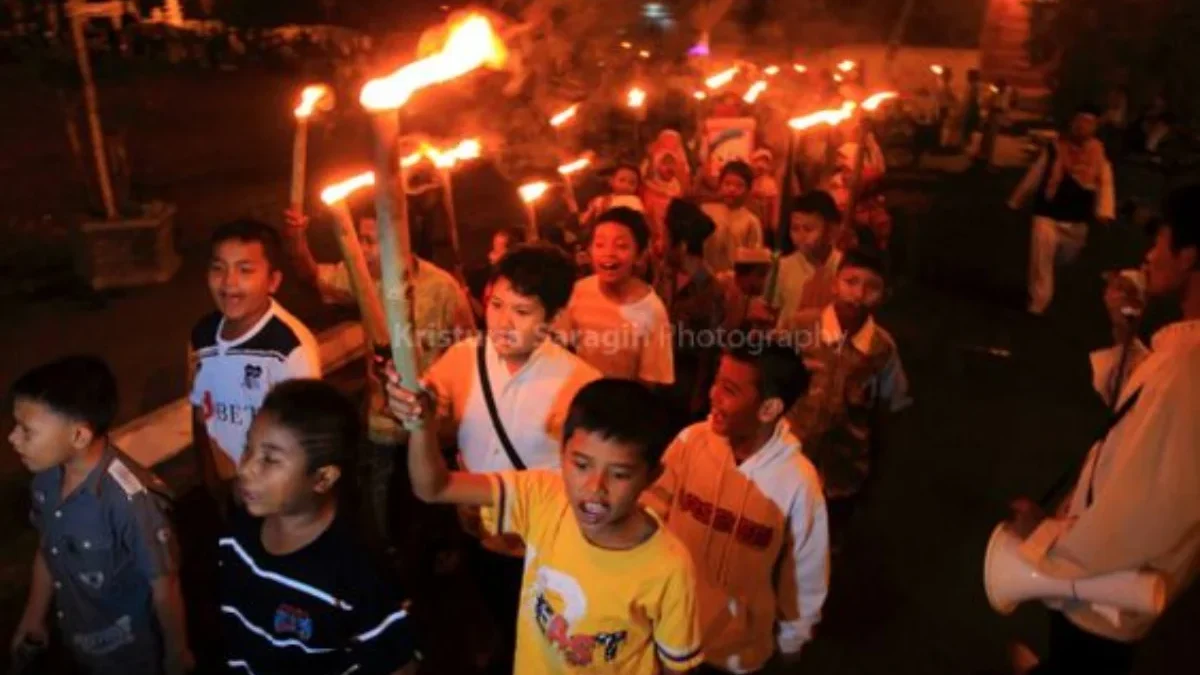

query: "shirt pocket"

left=62, top=533, right=120, bottom=597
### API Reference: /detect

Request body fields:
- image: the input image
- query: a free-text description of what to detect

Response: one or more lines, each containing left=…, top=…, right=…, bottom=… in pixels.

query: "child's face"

left=238, top=412, right=337, bottom=518
left=561, top=428, right=656, bottom=544
left=790, top=212, right=830, bottom=257
left=611, top=168, right=639, bottom=196
left=657, top=156, right=677, bottom=181
left=833, top=266, right=885, bottom=328
left=753, top=157, right=771, bottom=176
left=590, top=222, right=639, bottom=286
left=359, top=218, right=382, bottom=278
left=487, top=232, right=512, bottom=267
left=708, top=356, right=769, bottom=439
left=8, top=399, right=82, bottom=473
left=208, top=239, right=281, bottom=325
left=719, top=173, right=750, bottom=207
left=486, top=277, right=549, bottom=359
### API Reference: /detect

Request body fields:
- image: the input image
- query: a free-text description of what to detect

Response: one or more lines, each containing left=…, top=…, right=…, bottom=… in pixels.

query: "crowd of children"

left=8, top=110, right=917, bottom=673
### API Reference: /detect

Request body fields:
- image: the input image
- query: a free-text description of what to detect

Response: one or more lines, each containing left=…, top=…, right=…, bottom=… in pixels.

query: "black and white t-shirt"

left=218, top=508, right=416, bottom=675
left=189, top=300, right=321, bottom=466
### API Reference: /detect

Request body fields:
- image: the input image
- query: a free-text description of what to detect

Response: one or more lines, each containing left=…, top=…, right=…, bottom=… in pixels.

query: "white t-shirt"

left=558, top=276, right=675, bottom=384
left=424, top=336, right=600, bottom=473
left=189, top=300, right=321, bottom=467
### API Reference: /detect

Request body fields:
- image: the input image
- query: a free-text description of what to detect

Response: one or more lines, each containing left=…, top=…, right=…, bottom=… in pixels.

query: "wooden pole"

left=68, top=4, right=117, bottom=220
left=562, top=174, right=580, bottom=215
left=291, top=118, right=309, bottom=213
left=369, top=112, right=424, bottom=411
left=765, top=131, right=796, bottom=305
left=439, top=168, right=465, bottom=279
left=328, top=202, right=391, bottom=348
left=525, top=203, right=539, bottom=242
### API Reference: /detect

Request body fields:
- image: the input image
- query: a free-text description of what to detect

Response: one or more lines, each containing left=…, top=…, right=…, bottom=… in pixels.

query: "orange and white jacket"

left=645, top=419, right=829, bottom=673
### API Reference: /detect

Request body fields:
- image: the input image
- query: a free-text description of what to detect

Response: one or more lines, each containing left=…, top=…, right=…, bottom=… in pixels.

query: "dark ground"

left=1, top=62, right=1198, bottom=673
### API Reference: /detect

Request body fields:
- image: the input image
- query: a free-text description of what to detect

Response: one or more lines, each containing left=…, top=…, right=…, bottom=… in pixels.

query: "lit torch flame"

left=788, top=101, right=857, bottom=131
left=705, top=66, right=738, bottom=90
left=557, top=156, right=592, bottom=176
left=861, top=91, right=898, bottom=112
left=627, top=86, right=647, bottom=109
left=693, top=91, right=708, bottom=101
left=360, top=14, right=507, bottom=111
left=743, top=80, right=768, bottom=104
left=518, top=181, right=550, bottom=204
left=550, top=104, right=579, bottom=128
left=930, top=64, right=944, bottom=76
left=793, top=64, right=807, bottom=74
left=425, top=138, right=482, bottom=169
left=320, top=171, right=376, bottom=206
left=638, top=49, right=651, bottom=59
left=836, top=59, right=856, bottom=73
left=763, top=65, right=780, bottom=76
left=294, top=85, right=331, bottom=119
left=400, top=152, right=423, bottom=169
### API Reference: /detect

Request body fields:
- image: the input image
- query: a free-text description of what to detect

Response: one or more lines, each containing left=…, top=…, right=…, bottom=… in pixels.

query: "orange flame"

left=557, top=156, right=592, bottom=176
left=638, top=49, right=651, bottom=59
left=930, top=64, right=944, bottom=76
left=793, top=64, right=808, bottom=74
left=620, top=41, right=633, bottom=49
left=518, top=181, right=550, bottom=204
left=763, top=65, right=780, bottom=76
left=550, top=104, right=579, bottom=128
left=425, top=138, right=482, bottom=169
left=788, top=101, right=857, bottom=131
left=400, top=152, right=423, bottom=169
left=836, top=59, right=856, bottom=73
left=320, top=171, right=376, bottom=205
left=294, top=85, right=331, bottom=119
left=360, top=14, right=507, bottom=111
left=861, top=91, right=898, bottom=112
left=743, top=80, right=768, bottom=104
left=705, top=66, right=738, bottom=90
left=832, top=73, right=844, bottom=83
left=693, top=91, right=708, bottom=101
left=627, top=86, right=647, bottom=109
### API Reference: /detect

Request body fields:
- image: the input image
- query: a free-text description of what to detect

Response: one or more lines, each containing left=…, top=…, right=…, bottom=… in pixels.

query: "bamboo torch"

left=518, top=181, right=550, bottom=242
left=358, top=13, right=507, bottom=401
left=427, top=138, right=482, bottom=280
left=557, top=155, right=592, bottom=215
left=765, top=102, right=858, bottom=302
left=291, top=85, right=332, bottom=214
left=627, top=86, right=647, bottom=151
left=841, top=91, right=897, bottom=235
left=318, top=171, right=390, bottom=348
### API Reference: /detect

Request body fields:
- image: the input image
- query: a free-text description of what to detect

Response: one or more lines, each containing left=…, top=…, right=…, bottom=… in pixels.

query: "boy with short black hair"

left=581, top=163, right=647, bottom=229
left=220, top=379, right=416, bottom=675
left=703, top=161, right=764, bottom=273
left=559, top=207, right=675, bottom=386
left=787, top=249, right=910, bottom=532
left=647, top=337, right=829, bottom=673
left=9, top=356, right=192, bottom=675
left=775, top=191, right=842, bottom=329
left=191, top=218, right=321, bottom=494
left=420, top=242, right=601, bottom=668
left=387, top=377, right=703, bottom=673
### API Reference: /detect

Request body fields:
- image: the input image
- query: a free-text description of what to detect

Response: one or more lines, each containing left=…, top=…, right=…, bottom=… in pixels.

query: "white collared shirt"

left=424, top=336, right=601, bottom=473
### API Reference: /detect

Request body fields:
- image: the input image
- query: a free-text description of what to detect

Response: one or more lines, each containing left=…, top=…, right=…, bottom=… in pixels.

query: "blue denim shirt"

left=29, top=445, right=177, bottom=674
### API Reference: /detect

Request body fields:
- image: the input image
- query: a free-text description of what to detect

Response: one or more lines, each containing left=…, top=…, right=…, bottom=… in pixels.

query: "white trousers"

left=1028, top=216, right=1088, bottom=315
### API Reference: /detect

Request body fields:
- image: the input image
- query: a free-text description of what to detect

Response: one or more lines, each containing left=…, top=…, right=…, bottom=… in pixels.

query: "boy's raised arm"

left=387, top=371, right=493, bottom=506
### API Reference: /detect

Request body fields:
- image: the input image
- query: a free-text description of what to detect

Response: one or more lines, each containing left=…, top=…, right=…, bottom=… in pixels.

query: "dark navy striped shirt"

left=218, top=508, right=414, bottom=675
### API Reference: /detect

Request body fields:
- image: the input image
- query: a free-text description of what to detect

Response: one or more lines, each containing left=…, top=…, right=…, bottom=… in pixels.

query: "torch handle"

left=370, top=112, right=424, bottom=418
left=525, top=204, right=539, bottom=242
left=440, top=169, right=465, bottom=280
left=563, top=175, right=580, bottom=215
left=329, top=203, right=391, bottom=348
left=291, top=119, right=309, bottom=213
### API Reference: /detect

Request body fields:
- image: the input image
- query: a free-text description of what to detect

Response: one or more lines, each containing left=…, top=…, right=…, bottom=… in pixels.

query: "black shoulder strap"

left=1085, top=386, right=1143, bottom=507
left=477, top=338, right=527, bottom=471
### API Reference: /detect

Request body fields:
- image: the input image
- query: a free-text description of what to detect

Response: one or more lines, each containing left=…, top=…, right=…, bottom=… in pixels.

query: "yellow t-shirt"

left=482, top=470, right=703, bottom=673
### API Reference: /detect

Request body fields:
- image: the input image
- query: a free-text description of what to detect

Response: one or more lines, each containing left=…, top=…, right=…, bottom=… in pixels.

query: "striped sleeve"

left=653, top=553, right=703, bottom=672
left=349, top=562, right=417, bottom=674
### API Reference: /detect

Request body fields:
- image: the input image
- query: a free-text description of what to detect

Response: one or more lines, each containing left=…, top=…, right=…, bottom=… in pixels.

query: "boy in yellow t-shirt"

left=387, top=376, right=703, bottom=673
